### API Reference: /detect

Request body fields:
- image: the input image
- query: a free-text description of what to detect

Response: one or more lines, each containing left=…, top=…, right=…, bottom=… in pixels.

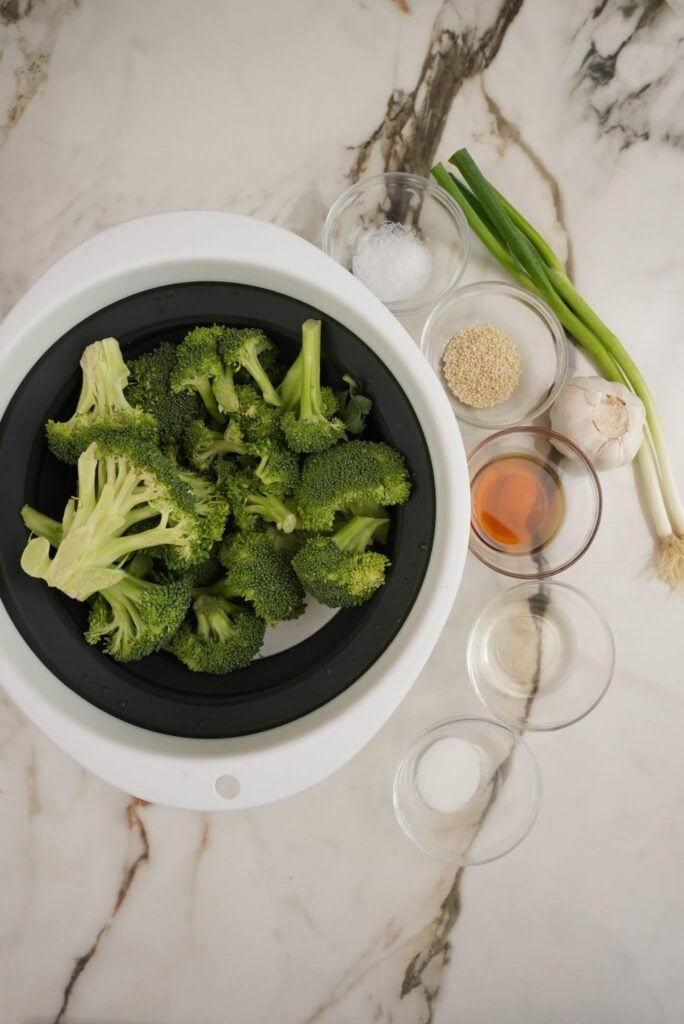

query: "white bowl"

left=0, top=212, right=469, bottom=810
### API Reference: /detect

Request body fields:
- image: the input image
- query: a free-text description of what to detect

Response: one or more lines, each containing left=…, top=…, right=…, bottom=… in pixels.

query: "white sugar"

left=416, top=737, right=482, bottom=814
left=352, top=221, right=432, bottom=303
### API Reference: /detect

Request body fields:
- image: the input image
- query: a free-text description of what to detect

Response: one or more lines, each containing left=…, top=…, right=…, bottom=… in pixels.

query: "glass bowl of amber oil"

left=467, top=427, right=602, bottom=578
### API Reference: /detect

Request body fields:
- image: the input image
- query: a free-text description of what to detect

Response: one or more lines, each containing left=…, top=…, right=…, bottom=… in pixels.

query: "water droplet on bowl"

left=117, top=699, right=128, bottom=710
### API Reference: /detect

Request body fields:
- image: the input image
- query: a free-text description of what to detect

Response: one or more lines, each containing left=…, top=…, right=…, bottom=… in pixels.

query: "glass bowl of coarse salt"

left=322, top=172, right=470, bottom=317
left=393, top=716, right=542, bottom=866
left=420, top=280, right=568, bottom=429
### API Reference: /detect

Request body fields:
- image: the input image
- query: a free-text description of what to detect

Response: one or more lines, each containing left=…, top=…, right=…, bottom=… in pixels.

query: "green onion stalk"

left=432, top=150, right=684, bottom=590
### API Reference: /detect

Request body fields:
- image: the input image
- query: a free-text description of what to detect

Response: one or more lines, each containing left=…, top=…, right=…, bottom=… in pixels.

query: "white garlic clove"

left=549, top=376, right=645, bottom=471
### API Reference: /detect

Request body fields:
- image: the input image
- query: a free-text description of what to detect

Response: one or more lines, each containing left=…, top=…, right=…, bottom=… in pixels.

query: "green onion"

left=433, top=149, right=684, bottom=589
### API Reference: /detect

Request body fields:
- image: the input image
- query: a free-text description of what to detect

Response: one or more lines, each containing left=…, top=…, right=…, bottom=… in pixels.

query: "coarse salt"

left=352, top=221, right=432, bottom=303
left=415, top=737, right=482, bottom=814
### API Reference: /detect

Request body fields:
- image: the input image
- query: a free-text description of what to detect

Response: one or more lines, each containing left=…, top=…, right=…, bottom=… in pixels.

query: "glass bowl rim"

left=466, top=579, right=616, bottom=731
left=321, top=171, right=471, bottom=315
left=466, top=425, right=603, bottom=579
left=393, top=714, right=543, bottom=866
left=419, top=278, right=569, bottom=428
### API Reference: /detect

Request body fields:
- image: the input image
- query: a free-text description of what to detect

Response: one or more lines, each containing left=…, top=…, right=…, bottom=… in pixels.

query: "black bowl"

left=0, top=282, right=435, bottom=739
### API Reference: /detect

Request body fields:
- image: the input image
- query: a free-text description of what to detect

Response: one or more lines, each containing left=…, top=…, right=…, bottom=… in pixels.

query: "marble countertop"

left=1, top=1, right=683, bottom=1021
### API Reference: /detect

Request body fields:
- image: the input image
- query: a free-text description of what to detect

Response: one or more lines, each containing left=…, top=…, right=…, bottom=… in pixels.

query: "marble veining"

left=1, top=1, right=684, bottom=1022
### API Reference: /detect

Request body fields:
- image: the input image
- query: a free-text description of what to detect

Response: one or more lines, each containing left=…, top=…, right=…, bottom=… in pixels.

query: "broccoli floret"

left=169, top=593, right=265, bottom=674
left=20, top=434, right=203, bottom=601
left=183, top=418, right=247, bottom=472
left=234, top=384, right=284, bottom=444
left=46, top=338, right=157, bottom=463
left=170, top=325, right=225, bottom=422
left=214, top=532, right=305, bottom=624
left=127, top=342, right=203, bottom=449
left=218, top=327, right=282, bottom=408
left=292, top=515, right=390, bottom=607
left=278, top=320, right=344, bottom=453
left=296, top=440, right=411, bottom=531
left=249, top=439, right=300, bottom=496
left=217, top=462, right=298, bottom=534
left=85, top=569, right=192, bottom=662
left=175, top=465, right=230, bottom=549
left=187, top=546, right=224, bottom=589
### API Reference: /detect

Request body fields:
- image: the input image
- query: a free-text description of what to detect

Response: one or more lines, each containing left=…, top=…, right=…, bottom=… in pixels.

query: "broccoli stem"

left=195, top=594, right=239, bottom=642
left=279, top=352, right=302, bottom=411
left=242, top=352, right=282, bottom=408
left=195, top=377, right=223, bottom=422
left=20, top=506, right=63, bottom=548
left=333, top=515, right=389, bottom=554
left=299, top=319, right=322, bottom=421
left=213, top=367, right=239, bottom=414
left=245, top=492, right=297, bottom=533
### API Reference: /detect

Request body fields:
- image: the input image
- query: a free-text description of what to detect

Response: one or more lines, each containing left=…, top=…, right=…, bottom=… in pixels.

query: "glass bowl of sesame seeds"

left=420, top=280, right=568, bottom=429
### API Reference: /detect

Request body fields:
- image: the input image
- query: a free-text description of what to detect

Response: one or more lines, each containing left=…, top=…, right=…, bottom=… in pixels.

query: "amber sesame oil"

left=471, top=453, right=565, bottom=556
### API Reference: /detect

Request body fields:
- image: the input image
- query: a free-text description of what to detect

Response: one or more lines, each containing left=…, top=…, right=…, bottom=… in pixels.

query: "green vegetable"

left=279, top=319, right=345, bottom=453
left=336, top=375, right=372, bottom=435
left=170, top=325, right=225, bottom=422
left=296, top=440, right=411, bottom=531
left=20, top=435, right=202, bottom=601
left=218, top=327, right=282, bottom=408
left=433, top=149, right=684, bottom=589
left=183, top=418, right=247, bottom=472
left=249, top=438, right=300, bottom=496
left=169, top=593, right=265, bottom=674
left=85, top=569, right=192, bottom=662
left=213, top=531, right=305, bottom=624
left=217, top=461, right=298, bottom=534
left=127, top=342, right=203, bottom=451
left=19, top=319, right=413, bottom=669
left=46, top=337, right=157, bottom=463
left=292, top=514, right=389, bottom=607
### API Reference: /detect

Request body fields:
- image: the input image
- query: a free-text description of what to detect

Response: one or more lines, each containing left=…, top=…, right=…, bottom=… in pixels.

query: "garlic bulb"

left=550, top=376, right=645, bottom=470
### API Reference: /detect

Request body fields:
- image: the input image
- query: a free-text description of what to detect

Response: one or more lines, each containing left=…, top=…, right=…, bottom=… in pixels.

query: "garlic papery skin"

left=550, top=376, right=646, bottom=470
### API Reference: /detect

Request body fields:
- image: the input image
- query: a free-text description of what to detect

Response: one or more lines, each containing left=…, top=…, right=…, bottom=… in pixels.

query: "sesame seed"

left=441, top=323, right=522, bottom=408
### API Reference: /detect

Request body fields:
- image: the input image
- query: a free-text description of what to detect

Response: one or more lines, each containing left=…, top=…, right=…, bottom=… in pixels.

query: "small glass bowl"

left=322, top=172, right=470, bottom=316
left=420, top=280, right=568, bottom=429
left=393, top=717, right=542, bottom=866
left=467, top=581, right=615, bottom=731
left=467, top=426, right=602, bottom=579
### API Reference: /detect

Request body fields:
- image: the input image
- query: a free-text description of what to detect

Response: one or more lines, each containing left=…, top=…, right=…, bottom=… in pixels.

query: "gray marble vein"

left=575, top=0, right=684, bottom=149
left=0, top=0, right=78, bottom=148
left=53, top=798, right=150, bottom=1024
left=349, top=0, right=525, bottom=181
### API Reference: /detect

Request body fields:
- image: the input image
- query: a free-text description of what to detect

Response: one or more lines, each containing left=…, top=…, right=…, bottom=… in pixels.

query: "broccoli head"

left=46, top=337, right=157, bottom=463
left=170, top=325, right=225, bottom=422
left=20, top=434, right=203, bottom=601
left=296, top=440, right=411, bottom=531
left=183, top=418, right=247, bottom=473
left=279, top=319, right=344, bottom=453
left=169, top=593, right=265, bottom=674
left=292, top=514, right=390, bottom=607
left=217, top=461, right=298, bottom=534
left=85, top=569, right=192, bottom=662
left=127, top=341, right=203, bottom=450
left=215, top=531, right=305, bottom=624
left=218, top=327, right=282, bottom=408
left=249, top=439, right=300, bottom=496
left=234, top=384, right=284, bottom=444
left=174, top=465, right=230, bottom=550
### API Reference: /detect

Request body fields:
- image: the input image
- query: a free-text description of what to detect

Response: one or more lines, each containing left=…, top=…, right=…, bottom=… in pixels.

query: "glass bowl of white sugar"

left=393, top=716, right=542, bottom=865
left=322, top=172, right=470, bottom=316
